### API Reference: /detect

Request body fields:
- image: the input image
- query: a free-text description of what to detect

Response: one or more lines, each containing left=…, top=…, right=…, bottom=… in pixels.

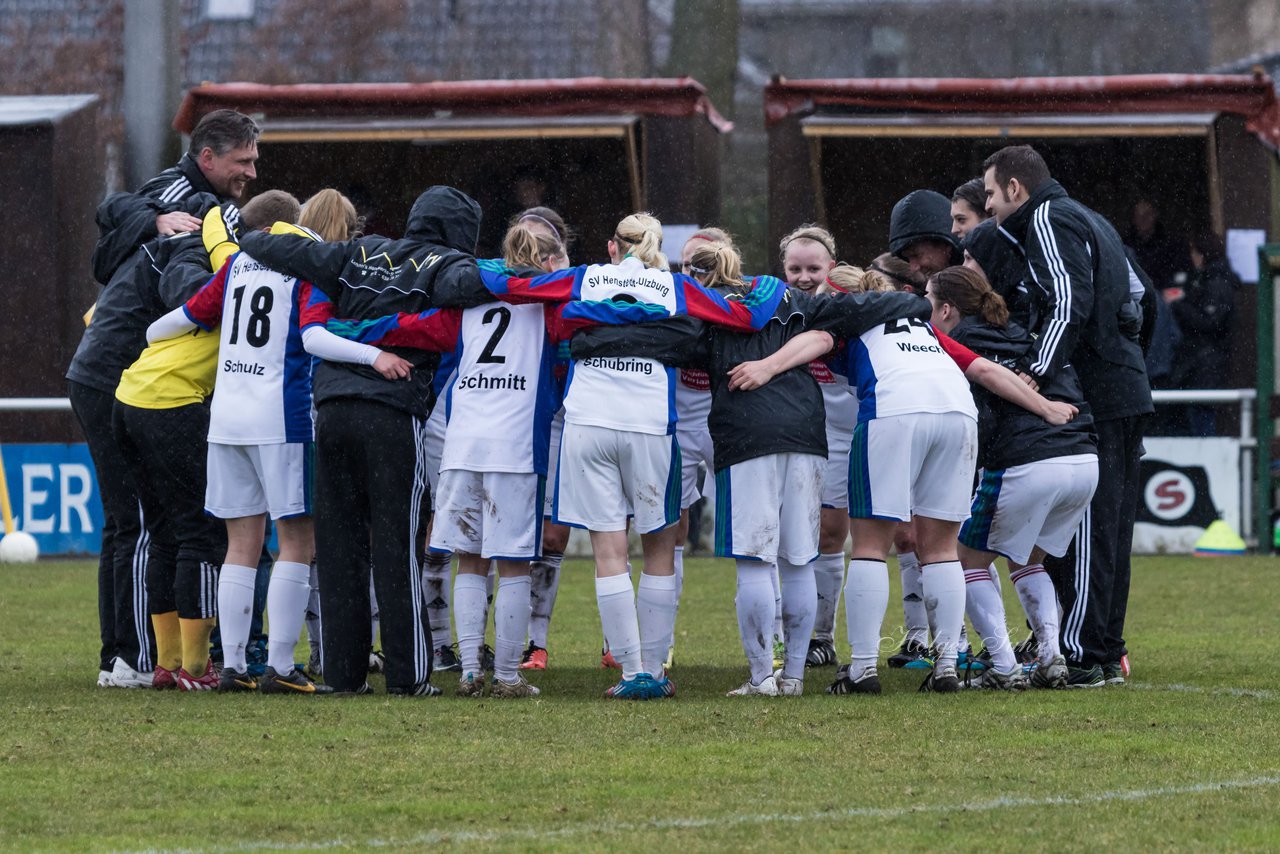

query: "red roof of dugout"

left=764, top=73, right=1280, bottom=149
left=174, top=77, right=732, bottom=134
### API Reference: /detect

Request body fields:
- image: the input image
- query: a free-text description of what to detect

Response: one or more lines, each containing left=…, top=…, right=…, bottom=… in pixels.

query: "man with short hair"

left=982, top=144, right=1152, bottom=688
left=888, top=189, right=963, bottom=277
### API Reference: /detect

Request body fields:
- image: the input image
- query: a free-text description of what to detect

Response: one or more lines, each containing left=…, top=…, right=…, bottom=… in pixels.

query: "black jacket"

left=572, top=287, right=931, bottom=470
left=948, top=317, right=1096, bottom=471
left=238, top=186, right=489, bottom=418
left=963, top=219, right=1031, bottom=329
left=888, top=190, right=962, bottom=262
left=67, top=193, right=221, bottom=394
left=998, top=180, right=1152, bottom=422
left=1170, top=257, right=1238, bottom=388
left=92, top=153, right=229, bottom=286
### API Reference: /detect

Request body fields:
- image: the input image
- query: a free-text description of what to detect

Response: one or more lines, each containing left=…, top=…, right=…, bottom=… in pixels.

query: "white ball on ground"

left=0, top=531, right=39, bottom=563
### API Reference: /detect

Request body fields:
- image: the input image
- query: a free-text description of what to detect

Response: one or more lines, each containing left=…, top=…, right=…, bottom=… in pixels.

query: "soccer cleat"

left=480, top=644, right=496, bottom=673
left=259, top=666, right=333, bottom=695
left=519, top=643, right=548, bottom=671
left=491, top=674, right=541, bottom=699
left=805, top=638, right=837, bottom=668
left=332, top=681, right=373, bottom=697
left=974, top=667, right=1028, bottom=691
left=919, top=665, right=961, bottom=693
left=601, top=647, right=622, bottom=670
left=650, top=673, right=676, bottom=698
left=1030, top=656, right=1068, bottom=689
left=957, top=647, right=985, bottom=672
left=1013, top=633, right=1040, bottom=665
left=434, top=644, right=462, bottom=673
left=727, top=675, right=779, bottom=697
left=176, top=660, right=219, bottom=692
left=152, top=667, right=179, bottom=690
left=887, top=639, right=931, bottom=670
left=773, top=669, right=804, bottom=696
left=772, top=639, right=786, bottom=670
left=108, top=657, right=155, bottom=689
left=457, top=672, right=486, bottom=698
left=218, top=667, right=258, bottom=693
left=368, top=649, right=385, bottom=674
left=387, top=681, right=443, bottom=697
left=1065, top=663, right=1105, bottom=689
left=827, top=665, right=881, bottom=695
left=1102, top=661, right=1127, bottom=686
left=604, top=672, right=659, bottom=700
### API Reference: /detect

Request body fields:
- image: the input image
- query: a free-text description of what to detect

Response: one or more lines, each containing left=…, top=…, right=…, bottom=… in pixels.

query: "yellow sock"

left=179, top=617, right=216, bottom=676
left=151, top=611, right=182, bottom=672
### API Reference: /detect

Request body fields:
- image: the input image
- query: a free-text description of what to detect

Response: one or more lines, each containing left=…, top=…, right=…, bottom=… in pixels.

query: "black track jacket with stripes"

left=999, top=181, right=1152, bottom=422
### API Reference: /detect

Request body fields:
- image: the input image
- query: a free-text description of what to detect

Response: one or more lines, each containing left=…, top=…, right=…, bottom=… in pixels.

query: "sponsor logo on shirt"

left=679, top=368, right=710, bottom=391
left=579, top=356, right=655, bottom=375
left=807, top=361, right=836, bottom=383
left=591, top=273, right=671, bottom=299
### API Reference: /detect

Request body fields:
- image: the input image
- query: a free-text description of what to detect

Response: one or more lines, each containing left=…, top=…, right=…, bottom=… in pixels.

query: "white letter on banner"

left=22, top=464, right=55, bottom=534
left=60, top=464, right=93, bottom=534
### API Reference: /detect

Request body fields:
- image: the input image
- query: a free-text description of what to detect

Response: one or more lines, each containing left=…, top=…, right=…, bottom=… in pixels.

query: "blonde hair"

left=503, top=222, right=566, bottom=272
left=684, top=226, right=734, bottom=251
left=686, top=241, right=744, bottom=291
left=613, top=212, right=668, bottom=270
left=299, top=189, right=360, bottom=242
left=868, top=252, right=925, bottom=293
left=823, top=263, right=895, bottom=295
left=779, top=224, right=837, bottom=263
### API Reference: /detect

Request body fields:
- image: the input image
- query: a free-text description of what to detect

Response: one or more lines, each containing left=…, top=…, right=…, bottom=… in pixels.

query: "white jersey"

left=440, top=301, right=557, bottom=475
left=562, top=256, right=680, bottom=436
left=834, top=317, right=977, bottom=424
left=185, top=252, right=314, bottom=445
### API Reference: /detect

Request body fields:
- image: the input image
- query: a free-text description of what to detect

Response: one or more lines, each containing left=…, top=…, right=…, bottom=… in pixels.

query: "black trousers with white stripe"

left=1046, top=415, right=1145, bottom=668
left=69, top=381, right=154, bottom=673
left=314, top=399, right=433, bottom=693
left=113, top=401, right=224, bottom=621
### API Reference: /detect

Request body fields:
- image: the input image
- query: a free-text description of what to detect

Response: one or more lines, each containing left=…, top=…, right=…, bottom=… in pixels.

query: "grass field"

left=1, top=554, right=1278, bottom=852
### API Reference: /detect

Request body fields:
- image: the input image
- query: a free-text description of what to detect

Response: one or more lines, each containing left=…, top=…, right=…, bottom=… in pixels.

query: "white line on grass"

left=1133, top=683, right=1276, bottom=700
left=124, top=773, right=1280, bottom=853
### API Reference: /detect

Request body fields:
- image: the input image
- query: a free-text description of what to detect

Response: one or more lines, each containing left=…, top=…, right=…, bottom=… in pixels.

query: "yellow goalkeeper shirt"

left=115, top=330, right=219, bottom=410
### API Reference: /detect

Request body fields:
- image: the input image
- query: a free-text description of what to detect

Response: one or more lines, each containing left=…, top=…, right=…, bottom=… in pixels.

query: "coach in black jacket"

left=982, top=145, right=1152, bottom=686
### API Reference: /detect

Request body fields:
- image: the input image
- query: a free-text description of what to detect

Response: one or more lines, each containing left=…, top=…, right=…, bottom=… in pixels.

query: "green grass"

left=1, top=555, right=1278, bottom=852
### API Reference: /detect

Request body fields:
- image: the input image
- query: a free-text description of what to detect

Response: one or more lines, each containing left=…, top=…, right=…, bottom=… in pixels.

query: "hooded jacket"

left=888, top=190, right=962, bottom=261
left=947, top=317, right=1096, bottom=471
left=998, top=180, right=1152, bottom=422
left=963, top=218, right=1031, bottom=329
left=238, top=186, right=490, bottom=417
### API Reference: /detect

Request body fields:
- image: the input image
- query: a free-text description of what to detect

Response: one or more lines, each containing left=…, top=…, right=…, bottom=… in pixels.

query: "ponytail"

left=614, top=212, right=668, bottom=270
left=299, top=188, right=360, bottom=242
left=503, top=222, right=566, bottom=272
left=687, top=241, right=744, bottom=291
left=928, top=265, right=1009, bottom=327
left=824, top=263, right=894, bottom=294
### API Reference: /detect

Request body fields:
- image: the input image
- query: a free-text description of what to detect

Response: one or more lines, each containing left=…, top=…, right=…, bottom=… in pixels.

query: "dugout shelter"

left=174, top=78, right=730, bottom=261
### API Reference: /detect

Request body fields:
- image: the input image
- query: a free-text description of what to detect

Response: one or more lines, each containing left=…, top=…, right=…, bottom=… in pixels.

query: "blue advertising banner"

left=2, top=443, right=104, bottom=555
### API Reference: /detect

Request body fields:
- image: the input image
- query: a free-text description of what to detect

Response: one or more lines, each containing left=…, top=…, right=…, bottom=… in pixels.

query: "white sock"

left=493, top=575, right=531, bottom=683
left=1010, top=563, right=1061, bottom=662
left=453, top=573, right=488, bottom=675
left=421, top=550, right=453, bottom=649
left=779, top=558, right=817, bottom=680
left=922, top=561, right=966, bottom=672
left=216, top=563, right=257, bottom=672
left=666, top=546, right=685, bottom=655
left=266, top=560, right=311, bottom=674
left=812, top=552, right=845, bottom=641
left=845, top=559, right=889, bottom=677
left=898, top=552, right=928, bottom=645
left=527, top=551, right=562, bottom=649
left=963, top=567, right=1017, bottom=673
left=596, top=573, right=641, bottom=679
left=736, top=560, right=776, bottom=684
left=771, top=562, right=783, bottom=643
left=638, top=572, right=679, bottom=676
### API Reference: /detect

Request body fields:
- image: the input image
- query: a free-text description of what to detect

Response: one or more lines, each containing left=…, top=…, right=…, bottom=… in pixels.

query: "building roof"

left=0, top=94, right=97, bottom=126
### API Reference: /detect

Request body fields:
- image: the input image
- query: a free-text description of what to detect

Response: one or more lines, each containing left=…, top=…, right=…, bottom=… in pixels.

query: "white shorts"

left=676, top=422, right=714, bottom=510
left=822, top=427, right=852, bottom=509
left=543, top=409, right=564, bottom=518
left=553, top=422, right=680, bottom=534
left=205, top=441, right=313, bottom=520
left=848, top=412, right=978, bottom=522
left=713, top=453, right=823, bottom=564
left=424, top=400, right=447, bottom=504
left=960, top=454, right=1099, bottom=564
left=430, top=469, right=544, bottom=560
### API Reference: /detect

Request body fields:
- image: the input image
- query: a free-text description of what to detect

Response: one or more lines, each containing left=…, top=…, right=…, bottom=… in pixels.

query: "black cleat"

left=433, top=644, right=462, bottom=673
left=217, top=667, right=258, bottom=693
left=919, top=666, right=961, bottom=693
left=259, top=666, right=334, bottom=695
left=826, top=666, right=882, bottom=695
left=805, top=638, right=837, bottom=668
left=388, top=681, right=443, bottom=698
left=1013, top=633, right=1040, bottom=665
left=1066, top=663, right=1105, bottom=688
left=480, top=644, right=496, bottom=673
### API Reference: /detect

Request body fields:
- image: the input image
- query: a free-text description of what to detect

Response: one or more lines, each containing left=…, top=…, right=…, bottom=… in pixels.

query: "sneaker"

left=1013, top=633, right=1040, bottom=665
left=108, top=657, right=155, bottom=689
left=1065, top=663, right=1105, bottom=689
left=727, top=674, right=779, bottom=697
left=152, top=667, right=179, bottom=690
left=176, top=660, right=219, bottom=692
left=805, top=638, right=837, bottom=668
left=974, top=667, right=1028, bottom=691
left=434, top=644, right=462, bottom=673
left=491, top=674, right=541, bottom=698
left=887, top=639, right=930, bottom=669
left=387, top=681, right=443, bottom=697
left=259, top=666, right=333, bottom=695
left=773, top=668, right=804, bottom=696
left=772, top=638, right=786, bottom=670
left=1030, top=655, right=1068, bottom=689
left=480, top=644, right=496, bottom=672
left=97, top=668, right=113, bottom=687
left=519, top=644, right=547, bottom=671
left=1102, top=661, right=1127, bottom=686
left=827, top=665, right=881, bottom=695
left=919, top=665, right=960, bottom=693
left=368, top=649, right=385, bottom=674
left=457, top=671, right=486, bottom=698
left=605, top=672, right=659, bottom=700
left=245, top=639, right=268, bottom=678
left=601, top=647, right=622, bottom=670
left=218, top=667, right=258, bottom=693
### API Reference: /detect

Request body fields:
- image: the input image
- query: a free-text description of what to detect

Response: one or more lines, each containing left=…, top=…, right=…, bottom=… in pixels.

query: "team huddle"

left=74, top=109, right=1151, bottom=700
